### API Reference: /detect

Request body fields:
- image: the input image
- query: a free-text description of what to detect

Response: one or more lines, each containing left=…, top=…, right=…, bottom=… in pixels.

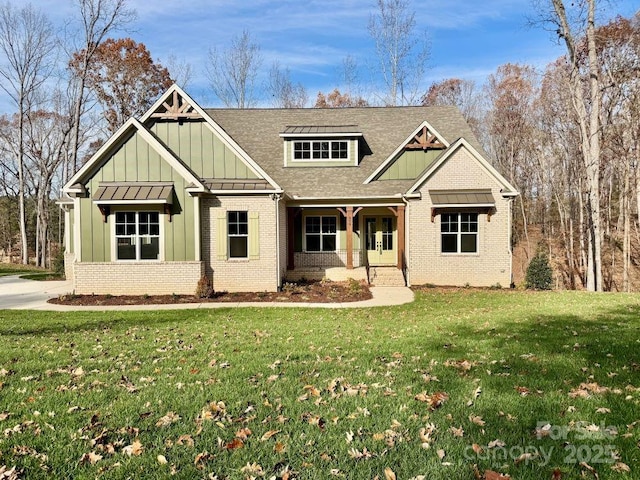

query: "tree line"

left=0, top=0, right=637, bottom=292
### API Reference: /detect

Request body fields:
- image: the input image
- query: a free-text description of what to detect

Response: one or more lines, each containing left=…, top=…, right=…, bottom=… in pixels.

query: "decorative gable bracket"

left=405, top=125, right=446, bottom=151
left=149, top=90, right=202, bottom=121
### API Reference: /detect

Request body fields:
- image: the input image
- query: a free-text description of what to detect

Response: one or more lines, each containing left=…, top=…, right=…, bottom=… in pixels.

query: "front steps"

left=368, top=266, right=406, bottom=287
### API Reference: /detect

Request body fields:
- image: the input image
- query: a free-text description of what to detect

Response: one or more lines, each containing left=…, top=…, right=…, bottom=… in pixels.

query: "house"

left=59, top=85, right=518, bottom=295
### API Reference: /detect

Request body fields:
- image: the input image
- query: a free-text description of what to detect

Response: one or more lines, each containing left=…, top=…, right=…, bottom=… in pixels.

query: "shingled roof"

left=206, top=106, right=485, bottom=199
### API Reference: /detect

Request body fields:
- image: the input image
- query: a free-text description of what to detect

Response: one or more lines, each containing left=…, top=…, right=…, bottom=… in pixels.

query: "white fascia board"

left=364, top=120, right=450, bottom=184
left=407, top=138, right=519, bottom=196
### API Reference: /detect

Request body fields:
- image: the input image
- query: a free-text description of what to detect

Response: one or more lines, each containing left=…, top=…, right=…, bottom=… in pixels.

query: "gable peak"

left=405, top=124, right=446, bottom=151
left=149, top=89, right=202, bottom=121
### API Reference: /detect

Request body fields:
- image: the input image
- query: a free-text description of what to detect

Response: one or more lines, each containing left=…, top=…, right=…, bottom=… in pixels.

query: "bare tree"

left=165, top=53, right=193, bottom=89
left=66, top=0, right=135, bottom=175
left=266, top=62, right=307, bottom=108
left=543, top=0, right=603, bottom=291
left=0, top=3, right=56, bottom=264
left=421, top=78, right=484, bottom=141
left=368, top=0, right=430, bottom=105
left=206, top=30, right=262, bottom=108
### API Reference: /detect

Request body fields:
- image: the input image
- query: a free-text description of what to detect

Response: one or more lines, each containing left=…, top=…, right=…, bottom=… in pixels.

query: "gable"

left=408, top=138, right=518, bottom=196
left=142, top=84, right=280, bottom=190
left=63, top=119, right=206, bottom=194
left=377, top=149, right=442, bottom=180
left=365, top=121, right=448, bottom=183
left=148, top=119, right=259, bottom=180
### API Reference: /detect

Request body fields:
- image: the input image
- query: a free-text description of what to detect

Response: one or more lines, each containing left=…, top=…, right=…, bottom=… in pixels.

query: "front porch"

left=283, top=202, right=407, bottom=286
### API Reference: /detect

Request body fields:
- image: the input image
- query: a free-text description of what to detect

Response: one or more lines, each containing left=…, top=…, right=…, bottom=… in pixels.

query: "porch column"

left=346, top=206, right=354, bottom=269
left=397, top=205, right=405, bottom=271
left=287, top=207, right=295, bottom=270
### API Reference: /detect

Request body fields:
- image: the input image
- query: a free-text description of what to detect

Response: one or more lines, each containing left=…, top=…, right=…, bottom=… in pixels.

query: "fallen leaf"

left=487, top=439, right=506, bottom=449
left=80, top=451, right=102, bottom=465
left=611, top=462, right=630, bottom=473
left=384, top=467, right=396, bottom=480
left=157, top=454, right=168, bottom=465
left=514, top=452, right=537, bottom=464
left=472, top=443, right=484, bottom=454
left=155, top=411, right=180, bottom=428
left=449, top=426, right=464, bottom=437
left=469, top=415, right=485, bottom=426
left=437, top=449, right=446, bottom=460
left=484, top=470, right=511, bottom=480
left=235, top=427, right=252, bottom=440
left=260, top=429, right=281, bottom=441
left=225, top=438, right=244, bottom=450
left=122, top=439, right=143, bottom=456
left=241, top=462, right=265, bottom=476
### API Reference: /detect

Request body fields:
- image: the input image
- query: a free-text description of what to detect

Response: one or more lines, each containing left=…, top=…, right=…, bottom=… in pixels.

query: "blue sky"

left=8, top=0, right=640, bottom=109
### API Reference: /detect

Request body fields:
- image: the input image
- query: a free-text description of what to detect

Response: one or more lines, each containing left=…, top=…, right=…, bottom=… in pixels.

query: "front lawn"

left=0, top=290, right=638, bottom=479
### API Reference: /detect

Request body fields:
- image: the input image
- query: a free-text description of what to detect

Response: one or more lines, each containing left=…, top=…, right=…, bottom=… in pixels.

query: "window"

left=115, top=211, right=160, bottom=260
left=228, top=211, right=248, bottom=258
left=305, top=216, right=337, bottom=252
left=441, top=213, right=478, bottom=253
left=293, top=141, right=348, bottom=160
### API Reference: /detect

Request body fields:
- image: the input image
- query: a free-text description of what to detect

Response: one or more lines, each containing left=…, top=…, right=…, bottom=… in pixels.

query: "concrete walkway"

left=0, top=275, right=414, bottom=311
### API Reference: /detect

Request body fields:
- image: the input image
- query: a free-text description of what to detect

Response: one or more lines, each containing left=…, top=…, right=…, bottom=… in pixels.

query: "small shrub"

left=525, top=251, right=553, bottom=290
left=346, top=277, right=364, bottom=294
left=282, top=281, right=302, bottom=294
left=195, top=275, right=214, bottom=298
left=489, top=282, right=502, bottom=290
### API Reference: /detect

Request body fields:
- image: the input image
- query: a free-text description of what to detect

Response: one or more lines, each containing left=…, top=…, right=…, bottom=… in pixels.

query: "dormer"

left=279, top=125, right=362, bottom=167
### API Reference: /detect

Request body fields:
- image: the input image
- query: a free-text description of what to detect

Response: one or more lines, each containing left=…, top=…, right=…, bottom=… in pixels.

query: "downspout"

left=194, top=195, right=201, bottom=262
left=508, top=197, right=514, bottom=288
left=401, top=194, right=411, bottom=287
left=272, top=193, right=283, bottom=290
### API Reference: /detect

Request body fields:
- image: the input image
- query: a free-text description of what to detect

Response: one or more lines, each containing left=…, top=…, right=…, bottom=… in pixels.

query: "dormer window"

left=293, top=141, right=349, bottom=160
left=280, top=125, right=362, bottom=167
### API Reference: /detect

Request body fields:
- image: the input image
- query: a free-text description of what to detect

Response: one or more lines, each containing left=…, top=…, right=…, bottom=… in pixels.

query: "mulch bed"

left=48, top=279, right=372, bottom=306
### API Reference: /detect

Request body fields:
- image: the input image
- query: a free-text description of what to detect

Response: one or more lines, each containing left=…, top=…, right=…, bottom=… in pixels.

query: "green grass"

left=0, top=263, right=62, bottom=280
left=0, top=290, right=639, bottom=479
left=0, top=264, right=46, bottom=277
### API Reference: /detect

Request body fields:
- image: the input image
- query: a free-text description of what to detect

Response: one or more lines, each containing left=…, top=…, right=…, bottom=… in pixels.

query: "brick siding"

left=72, top=261, right=204, bottom=295
left=201, top=196, right=279, bottom=292
left=408, top=147, right=513, bottom=287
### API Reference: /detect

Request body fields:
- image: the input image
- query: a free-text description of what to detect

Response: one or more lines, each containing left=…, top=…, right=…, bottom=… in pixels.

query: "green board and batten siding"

left=78, top=128, right=196, bottom=263
left=150, top=120, right=258, bottom=180
left=377, top=149, right=442, bottom=180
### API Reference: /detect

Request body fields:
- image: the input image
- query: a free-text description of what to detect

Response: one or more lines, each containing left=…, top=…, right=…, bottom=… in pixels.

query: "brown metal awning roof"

left=429, top=189, right=495, bottom=207
left=203, top=179, right=273, bottom=191
left=280, top=125, right=362, bottom=136
left=93, top=182, right=174, bottom=204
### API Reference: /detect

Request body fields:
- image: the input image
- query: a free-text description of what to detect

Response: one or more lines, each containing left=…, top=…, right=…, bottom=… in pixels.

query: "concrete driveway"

left=0, top=275, right=72, bottom=310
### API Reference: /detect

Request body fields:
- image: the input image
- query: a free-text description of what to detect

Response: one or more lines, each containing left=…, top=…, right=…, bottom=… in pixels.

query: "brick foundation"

left=73, top=261, right=204, bottom=295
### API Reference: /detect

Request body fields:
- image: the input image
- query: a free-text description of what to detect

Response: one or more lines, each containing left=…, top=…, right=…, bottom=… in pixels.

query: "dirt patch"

left=48, top=279, right=372, bottom=306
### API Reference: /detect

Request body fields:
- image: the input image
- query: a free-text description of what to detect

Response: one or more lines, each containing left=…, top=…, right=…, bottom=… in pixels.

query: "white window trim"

left=440, top=212, right=479, bottom=255
left=227, top=210, right=249, bottom=260
left=291, top=140, right=351, bottom=162
left=110, top=208, right=165, bottom=262
left=303, top=215, right=339, bottom=253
